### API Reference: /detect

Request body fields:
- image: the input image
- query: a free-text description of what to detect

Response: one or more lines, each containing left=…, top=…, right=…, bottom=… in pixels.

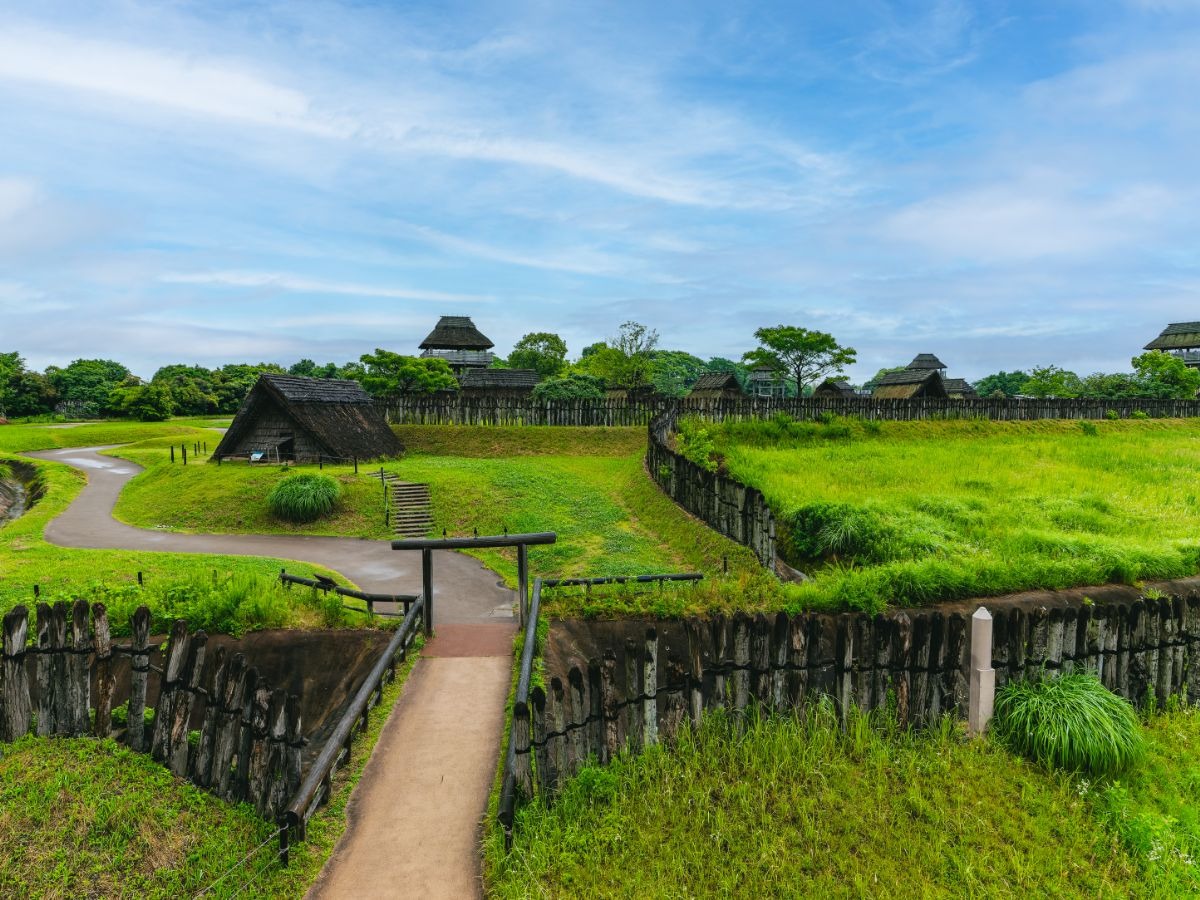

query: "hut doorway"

left=278, top=436, right=295, bottom=461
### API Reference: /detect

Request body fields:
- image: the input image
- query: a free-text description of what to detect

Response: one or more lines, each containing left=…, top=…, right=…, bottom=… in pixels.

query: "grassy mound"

left=704, top=416, right=1200, bottom=611
left=994, top=674, right=1145, bottom=776
left=267, top=473, right=341, bottom=523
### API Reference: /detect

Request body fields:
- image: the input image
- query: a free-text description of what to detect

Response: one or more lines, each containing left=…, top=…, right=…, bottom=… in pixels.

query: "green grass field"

left=0, top=421, right=354, bottom=633
left=700, top=417, right=1200, bottom=612
left=488, top=702, right=1200, bottom=898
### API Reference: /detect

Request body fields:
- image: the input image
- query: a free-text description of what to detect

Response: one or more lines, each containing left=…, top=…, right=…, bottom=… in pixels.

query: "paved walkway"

left=25, top=446, right=514, bottom=622
left=27, top=446, right=518, bottom=895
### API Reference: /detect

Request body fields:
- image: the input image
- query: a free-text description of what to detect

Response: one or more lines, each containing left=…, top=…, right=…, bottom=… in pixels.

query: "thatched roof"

left=419, top=316, right=494, bottom=350
left=1144, top=322, right=1200, bottom=352
left=688, top=372, right=745, bottom=397
left=215, top=374, right=402, bottom=461
left=943, top=378, right=978, bottom=398
left=813, top=378, right=856, bottom=398
left=906, top=353, right=947, bottom=371
left=872, top=369, right=947, bottom=399
left=458, top=369, right=539, bottom=390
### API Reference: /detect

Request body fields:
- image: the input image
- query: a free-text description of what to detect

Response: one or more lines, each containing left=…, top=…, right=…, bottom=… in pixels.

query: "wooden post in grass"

left=1, top=605, right=31, bottom=741
left=968, top=607, right=995, bottom=736
left=127, top=606, right=151, bottom=751
left=92, top=604, right=114, bottom=739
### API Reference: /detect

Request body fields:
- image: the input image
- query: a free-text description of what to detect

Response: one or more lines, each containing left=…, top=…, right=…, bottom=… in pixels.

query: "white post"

left=969, top=607, right=995, bottom=736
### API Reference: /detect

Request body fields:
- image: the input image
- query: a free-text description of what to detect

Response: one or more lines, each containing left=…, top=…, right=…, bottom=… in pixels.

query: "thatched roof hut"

left=214, top=374, right=402, bottom=464
left=813, top=379, right=857, bottom=398
left=872, top=369, right=947, bottom=399
left=458, top=368, right=539, bottom=396
left=906, top=353, right=947, bottom=372
left=1145, top=323, right=1200, bottom=368
left=687, top=372, right=746, bottom=400
left=419, top=316, right=495, bottom=373
left=943, top=378, right=978, bottom=399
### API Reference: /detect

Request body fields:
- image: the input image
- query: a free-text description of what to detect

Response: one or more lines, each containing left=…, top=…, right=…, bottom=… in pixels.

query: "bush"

left=267, top=473, right=341, bottom=523
left=993, top=674, right=1145, bottom=776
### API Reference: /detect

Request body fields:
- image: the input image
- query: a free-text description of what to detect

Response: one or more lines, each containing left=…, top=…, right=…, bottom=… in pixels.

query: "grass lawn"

left=394, top=426, right=773, bottom=618
left=0, top=635, right=422, bottom=899
left=699, top=417, right=1200, bottom=612
left=0, top=420, right=357, bottom=634
left=487, top=702, right=1200, bottom=898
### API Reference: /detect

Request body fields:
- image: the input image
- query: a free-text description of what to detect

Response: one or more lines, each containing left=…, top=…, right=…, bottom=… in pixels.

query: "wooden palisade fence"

left=504, top=591, right=1200, bottom=814
left=383, top=394, right=1200, bottom=427
left=646, top=410, right=776, bottom=570
left=0, top=601, right=302, bottom=819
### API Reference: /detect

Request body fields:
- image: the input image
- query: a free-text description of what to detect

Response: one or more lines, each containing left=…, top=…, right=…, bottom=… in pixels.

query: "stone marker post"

left=969, top=607, right=995, bottom=735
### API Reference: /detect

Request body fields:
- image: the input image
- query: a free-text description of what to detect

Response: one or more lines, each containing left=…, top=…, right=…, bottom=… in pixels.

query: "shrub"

left=1105, top=409, right=1120, bottom=421
left=267, top=473, right=341, bottom=523
left=992, top=674, right=1145, bottom=776
left=1080, top=421, right=1099, bottom=437
left=1132, top=410, right=1149, bottom=420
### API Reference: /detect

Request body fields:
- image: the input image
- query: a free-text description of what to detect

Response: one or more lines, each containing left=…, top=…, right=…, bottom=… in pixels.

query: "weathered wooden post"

left=643, top=628, right=658, bottom=746
left=517, top=543, right=529, bottom=627
left=968, top=607, right=995, bottom=736
left=421, top=548, right=433, bottom=637
left=92, top=604, right=114, bottom=738
left=127, top=606, right=151, bottom=751
left=1, top=605, right=31, bottom=741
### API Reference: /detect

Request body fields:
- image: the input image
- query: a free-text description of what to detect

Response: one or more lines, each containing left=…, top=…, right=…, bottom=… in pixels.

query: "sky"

left=1, top=0, right=1199, bottom=383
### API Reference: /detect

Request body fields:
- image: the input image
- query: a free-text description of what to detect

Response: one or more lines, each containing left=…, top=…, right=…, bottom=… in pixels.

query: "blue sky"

left=1, top=0, right=1198, bottom=382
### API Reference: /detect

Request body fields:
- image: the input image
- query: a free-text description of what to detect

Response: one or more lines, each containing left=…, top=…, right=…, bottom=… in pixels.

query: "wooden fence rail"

left=382, top=395, right=1200, bottom=427
left=0, top=601, right=302, bottom=819
left=511, top=591, right=1200, bottom=804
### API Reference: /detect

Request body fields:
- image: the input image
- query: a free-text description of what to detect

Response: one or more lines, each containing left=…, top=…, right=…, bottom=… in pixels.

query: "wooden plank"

left=151, top=620, right=190, bottom=763
left=216, top=655, right=249, bottom=800
left=193, top=646, right=227, bottom=787
left=127, top=606, right=152, bottom=751
left=1, top=605, right=31, bottom=741
left=169, top=631, right=208, bottom=777
left=92, top=604, right=114, bottom=739
left=67, top=600, right=91, bottom=735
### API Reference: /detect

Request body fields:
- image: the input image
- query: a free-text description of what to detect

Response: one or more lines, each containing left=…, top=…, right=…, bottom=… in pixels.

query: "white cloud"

left=159, top=271, right=492, bottom=303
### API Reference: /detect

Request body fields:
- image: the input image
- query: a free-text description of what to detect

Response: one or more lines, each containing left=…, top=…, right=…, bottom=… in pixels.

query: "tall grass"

left=711, top=418, right=1200, bottom=610
left=993, top=674, right=1145, bottom=776
left=488, top=703, right=1137, bottom=897
left=267, top=473, right=341, bottom=523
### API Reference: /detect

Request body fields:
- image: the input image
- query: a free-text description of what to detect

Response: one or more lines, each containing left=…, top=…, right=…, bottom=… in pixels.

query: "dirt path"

left=28, top=446, right=519, bottom=895
left=25, top=446, right=514, bottom=623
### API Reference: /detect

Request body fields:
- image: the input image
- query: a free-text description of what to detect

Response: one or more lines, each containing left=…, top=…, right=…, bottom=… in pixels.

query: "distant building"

left=905, top=354, right=947, bottom=376
left=687, top=372, right=747, bottom=400
left=943, top=378, right=978, bottom=399
left=215, top=374, right=402, bottom=464
left=1144, top=322, right=1200, bottom=369
left=872, top=369, right=948, bottom=399
left=419, top=316, right=495, bottom=375
left=458, top=368, right=539, bottom=397
left=812, top=379, right=857, bottom=398
left=746, top=364, right=787, bottom=399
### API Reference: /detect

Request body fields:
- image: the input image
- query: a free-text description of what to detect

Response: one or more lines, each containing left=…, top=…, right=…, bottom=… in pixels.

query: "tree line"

left=3, top=323, right=1196, bottom=421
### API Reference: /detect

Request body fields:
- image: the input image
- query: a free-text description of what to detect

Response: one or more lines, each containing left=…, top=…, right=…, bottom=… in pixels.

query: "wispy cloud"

left=159, top=271, right=493, bottom=303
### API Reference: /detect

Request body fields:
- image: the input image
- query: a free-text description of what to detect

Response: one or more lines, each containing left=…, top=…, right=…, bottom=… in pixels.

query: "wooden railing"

left=279, top=598, right=423, bottom=863
left=497, top=577, right=543, bottom=850
left=278, top=569, right=417, bottom=618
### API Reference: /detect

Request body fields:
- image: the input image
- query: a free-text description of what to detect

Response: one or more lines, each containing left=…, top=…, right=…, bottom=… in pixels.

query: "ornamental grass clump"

left=993, top=673, right=1145, bottom=776
left=267, top=473, right=341, bottom=523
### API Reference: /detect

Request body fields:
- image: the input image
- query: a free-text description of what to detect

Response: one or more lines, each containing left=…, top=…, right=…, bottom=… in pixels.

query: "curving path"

left=26, top=445, right=517, bottom=897
left=25, top=446, right=515, bottom=623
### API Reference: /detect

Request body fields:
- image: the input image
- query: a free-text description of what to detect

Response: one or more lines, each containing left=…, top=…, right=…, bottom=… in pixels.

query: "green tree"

left=1079, top=372, right=1139, bottom=399
left=973, top=371, right=1031, bottom=398
left=151, top=364, right=218, bottom=416
left=1023, top=365, right=1083, bottom=399
left=212, top=363, right=287, bottom=413
left=507, top=332, right=568, bottom=380
left=1132, top=351, right=1200, bottom=399
left=575, top=322, right=659, bottom=388
left=649, top=350, right=707, bottom=397
left=109, top=381, right=175, bottom=421
left=743, top=326, right=856, bottom=395
left=0, top=353, right=55, bottom=418
left=530, top=373, right=605, bottom=401
left=46, top=359, right=131, bottom=415
left=703, top=357, right=749, bottom=389
left=358, top=349, right=458, bottom=396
